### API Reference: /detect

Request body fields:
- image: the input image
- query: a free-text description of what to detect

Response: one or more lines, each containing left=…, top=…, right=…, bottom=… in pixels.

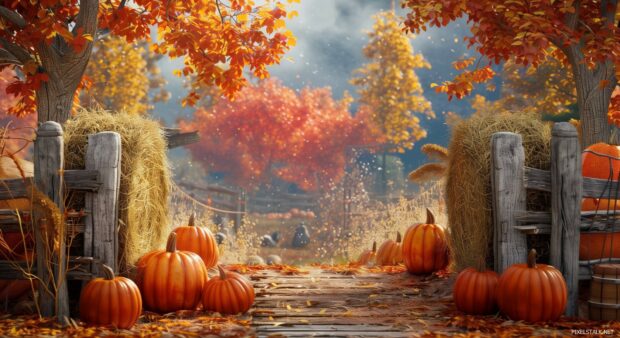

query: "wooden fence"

left=491, top=121, right=620, bottom=317
left=0, top=121, right=121, bottom=322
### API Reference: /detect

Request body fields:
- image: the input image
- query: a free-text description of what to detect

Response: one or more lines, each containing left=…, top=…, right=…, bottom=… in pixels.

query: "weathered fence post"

left=550, top=122, right=582, bottom=317
left=33, top=121, right=69, bottom=321
left=491, top=132, right=528, bottom=273
left=84, top=132, right=121, bottom=275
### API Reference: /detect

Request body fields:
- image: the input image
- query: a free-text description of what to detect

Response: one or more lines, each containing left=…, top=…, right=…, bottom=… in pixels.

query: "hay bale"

left=63, top=110, right=170, bottom=271
left=446, top=113, right=551, bottom=271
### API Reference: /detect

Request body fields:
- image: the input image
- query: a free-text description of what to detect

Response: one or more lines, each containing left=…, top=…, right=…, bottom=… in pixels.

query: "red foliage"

left=0, top=68, right=35, bottom=157
left=180, top=79, right=379, bottom=191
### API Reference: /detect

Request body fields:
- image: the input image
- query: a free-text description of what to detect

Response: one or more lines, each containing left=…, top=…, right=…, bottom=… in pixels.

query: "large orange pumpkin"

left=137, top=232, right=208, bottom=313
left=402, top=209, right=449, bottom=274
left=453, top=266, right=498, bottom=315
left=376, top=232, right=403, bottom=266
left=579, top=232, right=620, bottom=260
left=497, top=249, right=567, bottom=322
left=173, top=214, right=219, bottom=268
left=80, top=264, right=142, bottom=329
left=582, top=143, right=620, bottom=212
left=356, top=241, right=377, bottom=265
left=202, top=265, right=255, bottom=315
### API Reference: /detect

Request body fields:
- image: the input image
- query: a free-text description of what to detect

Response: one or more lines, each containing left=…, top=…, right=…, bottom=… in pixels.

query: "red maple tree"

left=0, top=67, right=35, bottom=157
left=0, top=0, right=296, bottom=123
left=403, top=0, right=620, bottom=146
left=180, top=79, right=379, bottom=191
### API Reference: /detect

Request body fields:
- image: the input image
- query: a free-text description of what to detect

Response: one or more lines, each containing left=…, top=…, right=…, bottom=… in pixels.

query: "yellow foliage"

left=351, top=11, right=434, bottom=152
left=81, top=36, right=169, bottom=114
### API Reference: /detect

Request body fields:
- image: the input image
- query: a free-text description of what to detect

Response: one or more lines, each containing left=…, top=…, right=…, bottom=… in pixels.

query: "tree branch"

left=0, top=6, right=26, bottom=29
left=0, top=38, right=32, bottom=64
left=0, top=48, right=21, bottom=65
left=73, top=0, right=100, bottom=36
left=601, top=0, right=618, bottom=24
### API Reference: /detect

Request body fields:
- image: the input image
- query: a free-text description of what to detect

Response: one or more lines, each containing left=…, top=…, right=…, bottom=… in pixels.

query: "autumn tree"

left=0, top=67, right=35, bottom=156
left=180, top=79, right=378, bottom=191
left=80, top=35, right=169, bottom=114
left=351, top=9, right=433, bottom=194
left=0, top=0, right=296, bottom=123
left=403, top=0, right=620, bottom=146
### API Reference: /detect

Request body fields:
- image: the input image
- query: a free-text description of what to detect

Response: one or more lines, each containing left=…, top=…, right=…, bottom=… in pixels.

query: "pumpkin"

left=453, top=264, right=499, bottom=315
left=0, top=232, right=34, bottom=260
left=137, top=232, right=208, bottom=313
left=579, top=232, right=620, bottom=260
left=0, top=279, right=34, bottom=302
left=80, top=264, right=142, bottom=329
left=173, top=213, right=219, bottom=268
left=497, top=249, right=567, bottom=322
left=376, top=232, right=403, bottom=266
left=202, top=265, right=255, bottom=314
left=356, top=241, right=377, bottom=265
left=582, top=143, right=620, bottom=212
left=402, top=209, right=449, bottom=274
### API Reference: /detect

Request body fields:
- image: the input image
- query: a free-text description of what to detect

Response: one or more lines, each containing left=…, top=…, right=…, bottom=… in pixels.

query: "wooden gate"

left=0, top=121, right=121, bottom=322
left=491, top=121, right=620, bottom=317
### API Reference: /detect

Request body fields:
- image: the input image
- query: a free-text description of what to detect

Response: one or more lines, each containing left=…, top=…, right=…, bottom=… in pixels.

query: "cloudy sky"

left=153, top=0, right=500, bottom=172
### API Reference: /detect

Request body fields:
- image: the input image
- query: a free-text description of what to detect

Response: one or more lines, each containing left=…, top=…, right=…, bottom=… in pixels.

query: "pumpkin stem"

left=101, top=264, right=115, bottom=280
left=372, top=241, right=377, bottom=253
left=396, top=232, right=402, bottom=243
left=166, top=232, right=177, bottom=253
left=189, top=213, right=196, bottom=227
left=425, top=208, right=435, bottom=224
left=218, top=265, right=227, bottom=280
left=527, top=249, right=537, bottom=268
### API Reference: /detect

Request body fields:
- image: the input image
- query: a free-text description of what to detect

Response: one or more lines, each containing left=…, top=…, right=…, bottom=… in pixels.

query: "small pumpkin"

left=579, top=232, right=620, bottom=260
left=376, top=232, right=403, bottom=266
left=202, top=265, right=255, bottom=315
left=453, top=261, right=499, bottom=315
left=0, top=279, right=34, bottom=302
left=356, top=241, right=377, bottom=265
left=497, top=249, right=567, bottom=322
left=137, top=232, right=208, bottom=313
left=402, top=209, right=449, bottom=274
left=80, top=264, right=142, bottom=329
left=173, top=213, right=219, bottom=268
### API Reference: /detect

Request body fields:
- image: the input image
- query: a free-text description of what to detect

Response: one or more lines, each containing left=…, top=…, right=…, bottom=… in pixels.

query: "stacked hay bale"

left=63, top=110, right=171, bottom=272
left=446, top=113, right=551, bottom=271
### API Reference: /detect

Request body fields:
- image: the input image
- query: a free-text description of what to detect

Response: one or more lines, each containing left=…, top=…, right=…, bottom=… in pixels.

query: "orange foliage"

left=1, top=0, right=295, bottom=116
left=180, top=79, right=379, bottom=191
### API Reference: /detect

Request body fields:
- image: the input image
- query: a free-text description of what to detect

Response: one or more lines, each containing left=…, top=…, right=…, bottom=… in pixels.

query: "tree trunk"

left=36, top=72, right=80, bottom=124
left=568, top=47, right=618, bottom=147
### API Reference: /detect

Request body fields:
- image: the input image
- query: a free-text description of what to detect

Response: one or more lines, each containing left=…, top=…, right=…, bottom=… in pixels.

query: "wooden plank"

left=583, top=177, right=620, bottom=199
left=33, top=121, right=69, bottom=321
left=162, top=128, right=200, bottom=149
left=0, top=177, right=31, bottom=199
left=514, top=211, right=551, bottom=224
left=549, top=122, right=582, bottom=317
left=491, top=132, right=528, bottom=273
left=524, top=167, right=552, bottom=192
left=64, top=169, right=100, bottom=192
left=514, top=224, right=551, bottom=234
left=84, top=132, right=121, bottom=275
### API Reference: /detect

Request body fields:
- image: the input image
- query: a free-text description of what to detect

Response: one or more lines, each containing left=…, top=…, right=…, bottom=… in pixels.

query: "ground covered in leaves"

left=1, top=264, right=619, bottom=337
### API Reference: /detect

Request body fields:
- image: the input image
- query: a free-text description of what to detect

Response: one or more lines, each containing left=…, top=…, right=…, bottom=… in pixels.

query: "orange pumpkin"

left=0, top=279, right=34, bottom=302
left=137, top=233, right=208, bottom=313
left=202, top=265, right=255, bottom=315
left=453, top=265, right=498, bottom=315
left=582, top=143, right=620, bottom=212
left=173, top=214, right=219, bottom=268
left=80, top=264, right=142, bottom=329
left=579, top=232, right=620, bottom=260
left=376, top=232, right=403, bottom=266
left=402, top=209, right=449, bottom=274
left=356, top=241, right=377, bottom=265
left=0, top=232, right=34, bottom=260
left=497, top=249, right=567, bottom=322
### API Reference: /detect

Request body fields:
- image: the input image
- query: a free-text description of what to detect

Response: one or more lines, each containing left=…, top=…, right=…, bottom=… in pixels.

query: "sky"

left=153, top=0, right=501, bottom=174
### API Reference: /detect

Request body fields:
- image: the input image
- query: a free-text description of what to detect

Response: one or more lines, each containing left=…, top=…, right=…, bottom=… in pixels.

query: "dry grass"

left=63, top=109, right=171, bottom=271
left=446, top=113, right=551, bottom=271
